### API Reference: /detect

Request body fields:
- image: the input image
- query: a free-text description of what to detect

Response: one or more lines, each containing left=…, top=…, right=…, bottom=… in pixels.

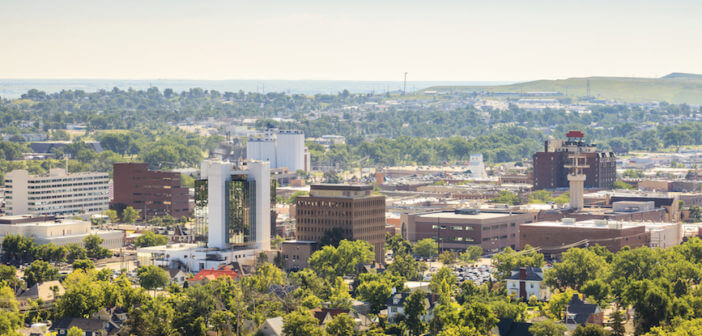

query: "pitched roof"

left=50, top=318, right=106, bottom=331
left=311, top=308, right=349, bottom=325
left=566, top=295, right=599, bottom=325
left=507, top=267, right=543, bottom=281
left=261, top=316, right=284, bottom=336
left=18, top=281, right=65, bottom=302
left=188, top=268, right=239, bottom=282
left=495, top=318, right=534, bottom=336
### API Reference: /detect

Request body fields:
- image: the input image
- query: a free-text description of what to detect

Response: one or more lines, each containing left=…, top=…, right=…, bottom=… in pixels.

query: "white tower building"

left=199, top=159, right=271, bottom=250
left=468, top=154, right=487, bottom=179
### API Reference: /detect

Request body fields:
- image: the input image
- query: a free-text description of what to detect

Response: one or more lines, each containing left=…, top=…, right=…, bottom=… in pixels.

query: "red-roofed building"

left=187, top=266, right=239, bottom=285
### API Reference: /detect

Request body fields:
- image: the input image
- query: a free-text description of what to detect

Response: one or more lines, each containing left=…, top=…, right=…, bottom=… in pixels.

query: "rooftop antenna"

left=403, top=72, right=408, bottom=95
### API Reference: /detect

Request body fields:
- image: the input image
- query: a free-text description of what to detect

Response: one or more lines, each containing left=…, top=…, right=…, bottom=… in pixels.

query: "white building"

left=138, top=159, right=272, bottom=272
left=0, top=215, right=122, bottom=249
left=4, top=168, right=109, bottom=216
left=247, top=129, right=306, bottom=172
left=468, top=154, right=487, bottom=179
left=505, top=267, right=551, bottom=301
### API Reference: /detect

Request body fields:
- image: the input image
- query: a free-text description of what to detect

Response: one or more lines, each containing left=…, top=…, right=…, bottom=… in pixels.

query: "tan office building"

left=296, top=184, right=386, bottom=263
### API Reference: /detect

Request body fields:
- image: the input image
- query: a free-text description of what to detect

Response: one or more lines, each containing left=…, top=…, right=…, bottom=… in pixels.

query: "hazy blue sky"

left=1, top=0, right=700, bottom=81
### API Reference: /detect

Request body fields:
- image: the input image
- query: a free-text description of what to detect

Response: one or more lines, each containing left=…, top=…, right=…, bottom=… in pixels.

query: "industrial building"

left=0, top=215, right=122, bottom=249
left=533, top=131, right=616, bottom=190
left=111, top=163, right=190, bottom=220
left=247, top=129, right=306, bottom=172
left=295, top=184, right=386, bottom=263
left=4, top=168, right=110, bottom=216
left=402, top=209, right=535, bottom=253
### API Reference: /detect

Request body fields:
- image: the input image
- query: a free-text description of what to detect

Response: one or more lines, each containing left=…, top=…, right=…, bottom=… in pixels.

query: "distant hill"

left=423, top=73, right=702, bottom=104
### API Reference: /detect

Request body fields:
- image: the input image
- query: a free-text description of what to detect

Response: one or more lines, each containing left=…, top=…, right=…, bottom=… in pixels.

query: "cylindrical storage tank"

left=276, top=130, right=305, bottom=171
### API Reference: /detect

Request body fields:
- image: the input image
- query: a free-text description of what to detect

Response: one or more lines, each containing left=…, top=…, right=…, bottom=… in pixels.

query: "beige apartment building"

left=4, top=168, right=110, bottom=216
left=295, top=184, right=386, bottom=263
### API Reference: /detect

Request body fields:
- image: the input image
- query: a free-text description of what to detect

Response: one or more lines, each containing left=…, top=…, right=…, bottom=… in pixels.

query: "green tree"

left=492, top=190, right=520, bottom=205
left=553, top=192, right=570, bottom=204
left=492, top=245, right=544, bottom=279
left=581, top=279, right=611, bottom=307
left=83, top=234, right=112, bottom=259
left=609, top=311, right=626, bottom=336
left=528, top=190, right=554, bottom=204
left=439, top=251, right=457, bottom=265
left=72, top=259, right=95, bottom=271
left=23, top=260, right=59, bottom=287
left=613, top=180, right=635, bottom=190
left=326, top=313, right=357, bottom=336
left=386, top=253, right=422, bottom=281
left=67, top=327, right=83, bottom=336
left=529, top=319, right=567, bottom=336
left=404, top=290, right=427, bottom=336
left=134, top=231, right=169, bottom=248
left=386, top=234, right=412, bottom=256
left=122, top=206, right=139, bottom=224
left=414, top=238, right=438, bottom=259
left=125, top=295, right=177, bottom=336
left=460, top=246, right=483, bottom=263
left=430, top=267, right=457, bottom=299
left=329, top=277, right=353, bottom=309
left=283, top=309, right=324, bottom=336
left=545, top=289, right=580, bottom=320
left=0, top=286, right=22, bottom=335
left=105, top=209, right=119, bottom=223
left=572, top=324, right=610, bottom=336
left=437, top=325, right=481, bottom=336
left=137, top=266, right=170, bottom=291
left=545, top=248, right=608, bottom=290
left=56, top=271, right=105, bottom=318
left=308, top=240, right=374, bottom=279
left=356, top=276, right=393, bottom=314
left=460, top=302, right=498, bottom=334
left=1, top=234, right=34, bottom=265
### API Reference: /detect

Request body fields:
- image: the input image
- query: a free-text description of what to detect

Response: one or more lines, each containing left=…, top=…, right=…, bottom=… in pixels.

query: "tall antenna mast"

left=403, top=72, right=408, bottom=95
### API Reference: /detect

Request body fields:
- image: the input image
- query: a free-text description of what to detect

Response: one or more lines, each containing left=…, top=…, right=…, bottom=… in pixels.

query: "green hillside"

left=424, top=73, right=702, bottom=104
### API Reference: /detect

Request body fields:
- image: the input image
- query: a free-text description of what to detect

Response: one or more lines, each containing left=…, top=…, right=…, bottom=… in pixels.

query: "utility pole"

left=403, top=72, right=408, bottom=95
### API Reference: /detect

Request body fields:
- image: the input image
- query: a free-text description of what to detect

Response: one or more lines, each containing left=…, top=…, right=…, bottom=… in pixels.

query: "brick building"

left=402, top=209, right=535, bottom=253
left=533, top=131, right=616, bottom=190
left=112, top=163, right=190, bottom=220
left=519, top=219, right=650, bottom=254
left=295, top=184, right=386, bottom=263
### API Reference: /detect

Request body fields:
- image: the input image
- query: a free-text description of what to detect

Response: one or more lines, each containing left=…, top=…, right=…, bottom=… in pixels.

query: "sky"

left=1, top=0, right=701, bottom=82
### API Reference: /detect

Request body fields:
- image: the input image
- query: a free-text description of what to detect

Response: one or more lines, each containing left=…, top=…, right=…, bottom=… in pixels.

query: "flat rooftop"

left=522, top=220, right=650, bottom=229
left=418, top=211, right=516, bottom=220
left=310, top=184, right=373, bottom=191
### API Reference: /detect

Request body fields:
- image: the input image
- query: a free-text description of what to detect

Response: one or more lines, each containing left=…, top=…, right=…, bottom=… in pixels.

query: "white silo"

left=246, top=136, right=277, bottom=167
left=276, top=130, right=305, bottom=172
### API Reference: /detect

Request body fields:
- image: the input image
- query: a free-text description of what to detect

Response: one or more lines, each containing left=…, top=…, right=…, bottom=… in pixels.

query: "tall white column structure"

left=247, top=160, right=271, bottom=251
left=568, top=174, right=586, bottom=210
left=201, top=160, right=233, bottom=249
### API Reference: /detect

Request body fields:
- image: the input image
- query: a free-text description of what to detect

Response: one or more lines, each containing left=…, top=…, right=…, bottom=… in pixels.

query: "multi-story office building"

left=195, top=160, right=271, bottom=250
left=402, top=209, right=534, bottom=253
left=111, top=163, right=190, bottom=220
left=533, top=131, right=616, bottom=190
left=138, top=159, right=273, bottom=273
left=247, top=129, right=306, bottom=172
left=0, top=215, right=122, bottom=249
left=295, top=184, right=386, bottom=263
left=4, top=168, right=109, bottom=216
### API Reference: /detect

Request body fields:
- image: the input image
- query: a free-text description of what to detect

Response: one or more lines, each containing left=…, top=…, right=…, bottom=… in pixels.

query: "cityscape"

left=1, top=1, right=702, bottom=336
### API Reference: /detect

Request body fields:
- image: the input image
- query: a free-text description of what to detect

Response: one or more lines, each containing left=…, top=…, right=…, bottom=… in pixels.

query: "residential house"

left=50, top=318, right=111, bottom=336
left=505, top=267, right=550, bottom=301
left=259, top=316, right=284, bottom=336
left=386, top=292, right=435, bottom=324
left=493, top=318, right=534, bottom=336
left=17, top=281, right=65, bottom=311
left=311, top=308, right=349, bottom=325
left=564, top=295, right=604, bottom=329
left=187, top=266, right=239, bottom=285
left=168, top=269, right=189, bottom=286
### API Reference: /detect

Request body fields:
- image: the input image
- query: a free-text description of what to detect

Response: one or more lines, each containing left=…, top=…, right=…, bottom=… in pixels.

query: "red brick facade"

left=112, top=163, right=190, bottom=220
